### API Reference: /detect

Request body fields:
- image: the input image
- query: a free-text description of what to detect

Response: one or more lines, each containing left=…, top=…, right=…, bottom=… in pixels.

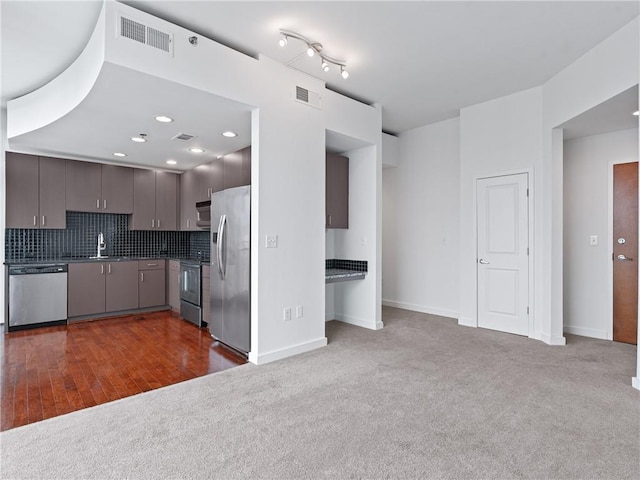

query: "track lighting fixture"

left=279, top=29, right=349, bottom=79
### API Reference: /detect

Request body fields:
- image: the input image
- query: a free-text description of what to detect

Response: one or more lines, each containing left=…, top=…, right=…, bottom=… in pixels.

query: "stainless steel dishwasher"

left=8, top=264, right=68, bottom=331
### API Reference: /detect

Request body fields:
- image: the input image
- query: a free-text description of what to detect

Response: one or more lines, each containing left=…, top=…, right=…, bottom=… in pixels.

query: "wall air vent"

left=121, top=17, right=146, bottom=44
left=172, top=133, right=196, bottom=142
left=295, top=86, right=322, bottom=109
left=119, top=15, right=173, bottom=55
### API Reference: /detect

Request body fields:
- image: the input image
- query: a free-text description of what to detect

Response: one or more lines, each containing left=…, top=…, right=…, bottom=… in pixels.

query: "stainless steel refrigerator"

left=209, top=185, right=250, bottom=354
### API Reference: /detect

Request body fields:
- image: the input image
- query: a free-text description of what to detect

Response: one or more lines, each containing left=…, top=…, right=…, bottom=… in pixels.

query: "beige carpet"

left=1, top=307, right=638, bottom=479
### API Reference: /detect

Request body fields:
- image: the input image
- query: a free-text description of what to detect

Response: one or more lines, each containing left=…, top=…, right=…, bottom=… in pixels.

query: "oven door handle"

left=217, top=214, right=227, bottom=280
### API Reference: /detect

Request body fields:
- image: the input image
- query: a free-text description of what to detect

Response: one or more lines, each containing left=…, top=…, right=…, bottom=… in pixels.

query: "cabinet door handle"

left=152, top=219, right=155, bottom=228
left=328, top=215, right=332, bottom=226
left=33, top=216, right=37, bottom=226
left=140, top=272, right=144, bottom=282
left=97, top=199, right=100, bottom=209
left=157, top=219, right=161, bottom=229
left=41, top=216, right=46, bottom=226
left=108, top=264, right=112, bottom=274
left=187, top=219, right=190, bottom=228
left=147, top=263, right=158, bottom=267
left=101, top=264, right=104, bottom=275
left=103, top=199, right=107, bottom=209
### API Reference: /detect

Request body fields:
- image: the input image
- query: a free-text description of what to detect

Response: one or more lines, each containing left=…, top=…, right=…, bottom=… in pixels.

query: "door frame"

left=607, top=160, right=639, bottom=341
left=474, top=167, right=535, bottom=337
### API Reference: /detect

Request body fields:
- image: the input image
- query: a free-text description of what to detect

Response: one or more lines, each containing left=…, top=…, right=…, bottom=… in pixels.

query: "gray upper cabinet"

left=101, top=165, right=134, bottom=213
left=326, top=153, right=349, bottom=229
left=39, top=157, right=67, bottom=228
left=6, top=152, right=66, bottom=229
left=222, top=146, right=251, bottom=191
left=66, top=160, right=133, bottom=214
left=155, top=171, right=178, bottom=231
left=179, top=168, right=199, bottom=231
left=131, top=169, right=178, bottom=230
left=66, top=160, right=102, bottom=212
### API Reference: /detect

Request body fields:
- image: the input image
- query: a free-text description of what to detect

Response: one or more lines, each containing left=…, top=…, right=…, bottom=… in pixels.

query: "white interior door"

left=477, top=173, right=529, bottom=336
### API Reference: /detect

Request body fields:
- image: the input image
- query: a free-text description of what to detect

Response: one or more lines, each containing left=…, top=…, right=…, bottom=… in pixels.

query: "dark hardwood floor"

left=1, top=311, right=246, bottom=431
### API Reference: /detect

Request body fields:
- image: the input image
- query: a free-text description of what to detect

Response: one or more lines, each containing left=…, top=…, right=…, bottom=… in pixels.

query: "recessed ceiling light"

left=131, top=135, right=147, bottom=143
left=222, top=131, right=237, bottom=138
left=113, top=152, right=127, bottom=157
left=166, top=160, right=177, bottom=165
left=155, top=115, right=174, bottom=123
left=189, top=147, right=205, bottom=154
left=634, top=110, right=639, bottom=116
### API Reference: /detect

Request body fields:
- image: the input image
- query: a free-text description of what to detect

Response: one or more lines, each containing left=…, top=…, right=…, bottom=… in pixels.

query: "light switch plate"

left=266, top=234, right=278, bottom=248
left=589, top=235, right=598, bottom=246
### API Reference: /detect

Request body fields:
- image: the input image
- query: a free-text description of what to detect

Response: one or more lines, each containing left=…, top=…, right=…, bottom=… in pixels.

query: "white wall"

left=382, top=117, right=460, bottom=318
left=459, top=87, right=542, bottom=333
left=563, top=129, right=639, bottom=339
left=332, top=145, right=382, bottom=330
left=542, top=18, right=639, bottom=346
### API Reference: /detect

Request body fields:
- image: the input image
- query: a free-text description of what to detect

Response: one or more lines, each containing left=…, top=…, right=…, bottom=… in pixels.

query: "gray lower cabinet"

left=68, top=261, right=139, bottom=318
left=202, top=265, right=211, bottom=326
left=168, top=260, right=180, bottom=311
left=326, top=153, right=349, bottom=229
left=68, top=263, right=107, bottom=318
left=6, top=152, right=66, bottom=229
left=105, top=261, right=139, bottom=312
left=139, top=260, right=166, bottom=308
left=132, top=170, right=178, bottom=230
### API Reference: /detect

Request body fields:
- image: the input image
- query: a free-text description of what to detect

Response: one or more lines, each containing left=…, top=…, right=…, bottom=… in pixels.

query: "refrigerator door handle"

left=217, top=214, right=227, bottom=279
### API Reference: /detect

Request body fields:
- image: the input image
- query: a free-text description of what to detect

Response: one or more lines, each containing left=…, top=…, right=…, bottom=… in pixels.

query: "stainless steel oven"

left=180, top=261, right=203, bottom=327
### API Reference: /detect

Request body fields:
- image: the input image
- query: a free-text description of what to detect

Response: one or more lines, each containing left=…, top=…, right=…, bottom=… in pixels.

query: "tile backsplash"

left=5, top=212, right=210, bottom=262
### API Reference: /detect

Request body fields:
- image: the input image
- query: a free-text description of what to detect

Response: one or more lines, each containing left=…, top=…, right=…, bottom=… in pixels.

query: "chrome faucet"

left=96, top=232, right=106, bottom=258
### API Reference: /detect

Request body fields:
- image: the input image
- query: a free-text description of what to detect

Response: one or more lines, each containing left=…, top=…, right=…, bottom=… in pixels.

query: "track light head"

left=279, top=29, right=348, bottom=79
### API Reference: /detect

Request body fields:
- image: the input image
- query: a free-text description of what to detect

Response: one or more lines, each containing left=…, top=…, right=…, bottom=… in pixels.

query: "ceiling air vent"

left=119, top=15, right=173, bottom=55
left=172, top=133, right=196, bottom=142
left=295, top=86, right=322, bottom=109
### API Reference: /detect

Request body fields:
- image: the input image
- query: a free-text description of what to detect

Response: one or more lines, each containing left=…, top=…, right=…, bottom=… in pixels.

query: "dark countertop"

left=325, top=268, right=367, bottom=284
left=5, top=256, right=210, bottom=266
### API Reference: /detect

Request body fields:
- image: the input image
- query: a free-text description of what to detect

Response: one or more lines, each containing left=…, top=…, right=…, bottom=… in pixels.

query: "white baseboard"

left=381, top=299, right=459, bottom=320
left=248, top=337, right=328, bottom=365
left=335, top=313, right=383, bottom=330
left=537, top=332, right=567, bottom=346
left=563, top=325, right=608, bottom=340
left=325, top=311, right=335, bottom=322
left=632, top=377, right=640, bottom=391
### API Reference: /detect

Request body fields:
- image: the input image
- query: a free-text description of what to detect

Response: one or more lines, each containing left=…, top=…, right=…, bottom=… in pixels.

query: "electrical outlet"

left=295, top=305, right=303, bottom=318
left=266, top=234, right=278, bottom=248
left=590, top=235, right=599, bottom=246
left=283, top=307, right=291, bottom=321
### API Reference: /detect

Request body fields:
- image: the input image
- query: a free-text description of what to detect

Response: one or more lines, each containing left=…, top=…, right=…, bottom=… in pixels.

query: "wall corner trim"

left=334, top=313, right=383, bottom=330
left=632, top=377, right=640, bottom=391
left=537, top=332, right=567, bottom=346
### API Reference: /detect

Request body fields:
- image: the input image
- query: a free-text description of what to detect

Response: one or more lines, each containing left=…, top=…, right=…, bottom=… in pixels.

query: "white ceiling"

left=1, top=1, right=639, bottom=168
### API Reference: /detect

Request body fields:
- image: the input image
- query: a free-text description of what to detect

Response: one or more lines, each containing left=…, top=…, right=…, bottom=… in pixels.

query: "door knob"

left=617, top=254, right=633, bottom=261
left=478, top=259, right=490, bottom=265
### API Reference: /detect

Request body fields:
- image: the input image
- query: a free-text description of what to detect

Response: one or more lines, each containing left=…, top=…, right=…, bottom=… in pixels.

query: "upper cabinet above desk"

left=66, top=160, right=134, bottom=214
left=326, top=153, right=349, bottom=229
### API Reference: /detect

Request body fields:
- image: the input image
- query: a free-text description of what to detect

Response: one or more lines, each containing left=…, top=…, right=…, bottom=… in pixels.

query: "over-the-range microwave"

left=195, top=200, right=211, bottom=229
